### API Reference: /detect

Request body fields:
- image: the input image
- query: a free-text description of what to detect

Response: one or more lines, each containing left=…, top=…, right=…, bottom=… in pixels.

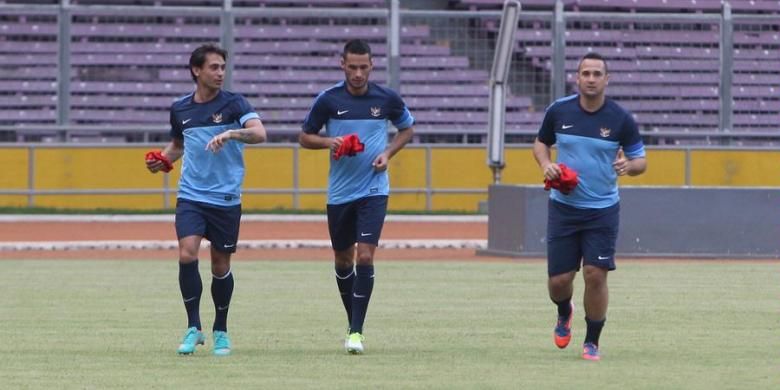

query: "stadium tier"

left=0, top=1, right=778, bottom=141
left=455, top=0, right=780, bottom=13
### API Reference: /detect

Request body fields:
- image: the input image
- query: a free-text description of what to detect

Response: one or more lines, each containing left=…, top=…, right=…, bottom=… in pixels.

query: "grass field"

left=0, top=259, right=776, bottom=389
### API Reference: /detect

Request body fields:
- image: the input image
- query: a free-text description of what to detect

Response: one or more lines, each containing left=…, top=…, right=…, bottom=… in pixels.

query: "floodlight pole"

left=221, top=0, right=234, bottom=91
left=486, top=0, right=521, bottom=184
left=57, top=0, right=71, bottom=125
left=719, top=1, right=733, bottom=135
left=387, top=0, right=401, bottom=93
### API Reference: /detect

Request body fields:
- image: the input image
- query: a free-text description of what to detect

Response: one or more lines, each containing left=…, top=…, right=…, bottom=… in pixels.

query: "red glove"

left=544, top=163, right=579, bottom=195
left=145, top=150, right=174, bottom=173
left=333, top=134, right=365, bottom=160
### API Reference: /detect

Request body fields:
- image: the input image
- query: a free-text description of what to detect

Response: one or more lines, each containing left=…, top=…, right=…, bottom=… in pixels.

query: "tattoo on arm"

left=232, top=129, right=255, bottom=143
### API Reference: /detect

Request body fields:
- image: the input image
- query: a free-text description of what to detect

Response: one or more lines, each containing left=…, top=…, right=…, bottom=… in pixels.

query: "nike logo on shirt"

left=182, top=118, right=192, bottom=124
left=337, top=110, right=349, bottom=115
left=562, top=124, right=574, bottom=129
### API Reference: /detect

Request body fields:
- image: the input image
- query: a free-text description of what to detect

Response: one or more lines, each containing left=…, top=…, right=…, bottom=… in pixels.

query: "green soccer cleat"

left=177, top=327, right=205, bottom=355
left=345, top=332, right=365, bottom=354
left=213, top=331, right=232, bottom=356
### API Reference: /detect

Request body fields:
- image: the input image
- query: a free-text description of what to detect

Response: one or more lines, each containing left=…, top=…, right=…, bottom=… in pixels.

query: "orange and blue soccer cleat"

left=553, top=302, right=574, bottom=349
left=582, top=342, right=601, bottom=361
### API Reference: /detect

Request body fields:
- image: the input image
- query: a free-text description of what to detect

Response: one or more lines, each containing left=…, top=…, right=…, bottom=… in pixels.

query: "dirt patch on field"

left=0, top=220, right=493, bottom=261
left=0, top=221, right=485, bottom=241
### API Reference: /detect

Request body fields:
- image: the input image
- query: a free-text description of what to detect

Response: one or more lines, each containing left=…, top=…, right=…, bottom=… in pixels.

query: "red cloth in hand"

left=333, top=134, right=365, bottom=160
left=145, top=150, right=174, bottom=172
left=544, top=163, right=579, bottom=195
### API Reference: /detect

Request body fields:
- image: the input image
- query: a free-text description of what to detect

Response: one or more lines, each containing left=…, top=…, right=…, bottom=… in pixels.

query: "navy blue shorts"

left=546, top=199, right=619, bottom=276
left=175, top=198, right=241, bottom=253
left=327, top=195, right=388, bottom=251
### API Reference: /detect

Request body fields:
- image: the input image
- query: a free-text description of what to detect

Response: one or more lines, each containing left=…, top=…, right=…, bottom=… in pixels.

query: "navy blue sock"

left=335, top=266, right=355, bottom=328
left=584, top=317, right=606, bottom=345
left=552, top=297, right=572, bottom=318
left=350, top=265, right=374, bottom=334
left=178, top=260, right=202, bottom=330
left=211, top=269, right=234, bottom=332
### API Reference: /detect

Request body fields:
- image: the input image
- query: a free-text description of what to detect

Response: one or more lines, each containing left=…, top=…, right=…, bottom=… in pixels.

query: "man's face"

left=192, top=52, right=225, bottom=90
left=341, top=52, right=372, bottom=92
left=576, top=58, right=609, bottom=98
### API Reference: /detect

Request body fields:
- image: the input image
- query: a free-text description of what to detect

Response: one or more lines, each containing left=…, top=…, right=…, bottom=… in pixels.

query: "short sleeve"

left=302, top=92, right=330, bottom=134
left=387, top=90, right=414, bottom=130
left=169, top=106, right=183, bottom=139
left=235, top=95, right=260, bottom=126
left=537, top=105, right=557, bottom=146
left=620, top=113, right=645, bottom=159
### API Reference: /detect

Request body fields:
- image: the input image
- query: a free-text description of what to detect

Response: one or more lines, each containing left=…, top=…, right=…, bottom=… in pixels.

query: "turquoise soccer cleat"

left=177, top=327, right=205, bottom=355
left=212, top=331, right=232, bottom=356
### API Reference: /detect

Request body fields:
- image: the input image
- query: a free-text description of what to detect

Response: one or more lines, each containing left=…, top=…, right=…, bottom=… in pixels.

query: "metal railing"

left=0, top=1, right=777, bottom=142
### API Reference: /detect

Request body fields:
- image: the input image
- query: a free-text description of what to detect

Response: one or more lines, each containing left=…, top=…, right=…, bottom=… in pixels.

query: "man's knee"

left=548, top=272, right=575, bottom=291
left=582, top=265, right=607, bottom=287
left=334, top=247, right=355, bottom=268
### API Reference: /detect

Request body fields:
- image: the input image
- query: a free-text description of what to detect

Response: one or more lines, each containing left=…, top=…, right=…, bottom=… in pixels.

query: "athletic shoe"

left=554, top=302, right=574, bottom=349
left=344, top=328, right=351, bottom=350
left=177, top=327, right=205, bottom=355
left=213, top=331, right=232, bottom=356
left=582, top=342, right=600, bottom=361
left=345, top=332, right=364, bottom=354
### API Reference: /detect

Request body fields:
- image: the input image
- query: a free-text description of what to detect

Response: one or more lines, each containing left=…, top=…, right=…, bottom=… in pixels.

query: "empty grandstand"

left=0, top=0, right=777, bottom=145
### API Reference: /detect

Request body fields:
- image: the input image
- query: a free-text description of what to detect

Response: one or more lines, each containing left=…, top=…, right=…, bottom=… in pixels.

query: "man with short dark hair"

left=145, top=43, right=267, bottom=356
left=299, top=39, right=415, bottom=354
left=533, top=52, right=647, bottom=361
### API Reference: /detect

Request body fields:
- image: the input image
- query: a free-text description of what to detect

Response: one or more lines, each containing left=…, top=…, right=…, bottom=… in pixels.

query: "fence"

left=0, top=1, right=778, bottom=144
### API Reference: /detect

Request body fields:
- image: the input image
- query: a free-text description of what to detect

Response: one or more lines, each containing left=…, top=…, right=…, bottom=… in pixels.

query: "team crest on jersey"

left=370, top=106, right=382, bottom=117
left=212, top=113, right=223, bottom=123
left=600, top=127, right=611, bottom=137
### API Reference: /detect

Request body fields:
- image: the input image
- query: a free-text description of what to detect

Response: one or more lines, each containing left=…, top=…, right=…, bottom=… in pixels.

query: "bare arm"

left=533, top=137, right=561, bottom=180
left=373, top=127, right=414, bottom=172
left=206, top=118, right=267, bottom=153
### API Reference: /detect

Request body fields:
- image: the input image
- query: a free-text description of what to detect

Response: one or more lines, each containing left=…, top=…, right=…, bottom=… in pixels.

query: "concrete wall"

left=481, top=185, right=780, bottom=259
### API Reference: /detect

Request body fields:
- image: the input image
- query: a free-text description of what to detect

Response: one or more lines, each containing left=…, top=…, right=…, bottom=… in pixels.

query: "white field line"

left=0, top=215, right=486, bottom=223
left=0, top=239, right=487, bottom=251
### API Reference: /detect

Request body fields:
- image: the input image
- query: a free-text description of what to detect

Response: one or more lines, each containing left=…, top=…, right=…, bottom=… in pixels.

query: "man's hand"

left=206, top=130, right=234, bottom=153
left=145, top=150, right=173, bottom=173
left=542, top=162, right=562, bottom=181
left=613, top=149, right=628, bottom=176
left=329, top=136, right=344, bottom=159
left=372, top=152, right=389, bottom=172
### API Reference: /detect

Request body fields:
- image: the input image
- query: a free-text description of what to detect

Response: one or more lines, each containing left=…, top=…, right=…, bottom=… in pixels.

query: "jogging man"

left=299, top=39, right=414, bottom=354
left=145, top=43, right=267, bottom=356
left=533, top=52, right=647, bottom=361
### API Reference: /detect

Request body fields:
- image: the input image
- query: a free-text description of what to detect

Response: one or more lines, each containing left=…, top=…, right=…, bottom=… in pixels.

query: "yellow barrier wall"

left=0, top=148, right=29, bottom=207
left=0, top=146, right=773, bottom=211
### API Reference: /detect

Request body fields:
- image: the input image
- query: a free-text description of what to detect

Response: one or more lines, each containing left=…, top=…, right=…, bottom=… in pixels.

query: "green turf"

left=0, top=260, right=775, bottom=389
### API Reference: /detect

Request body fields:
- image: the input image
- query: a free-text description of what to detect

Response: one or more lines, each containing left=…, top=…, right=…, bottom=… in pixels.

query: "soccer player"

left=299, top=39, right=415, bottom=354
left=145, top=43, right=267, bottom=356
left=532, top=52, right=647, bottom=361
